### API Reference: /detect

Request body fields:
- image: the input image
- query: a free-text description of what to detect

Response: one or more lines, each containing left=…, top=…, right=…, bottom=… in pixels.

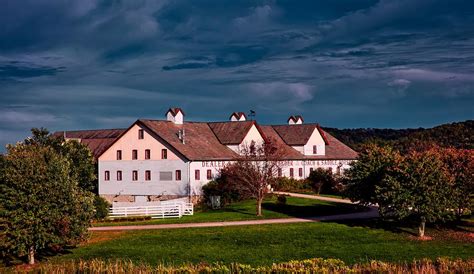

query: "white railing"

left=109, top=202, right=194, bottom=219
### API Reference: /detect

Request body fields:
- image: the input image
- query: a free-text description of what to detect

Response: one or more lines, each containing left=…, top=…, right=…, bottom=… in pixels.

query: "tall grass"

left=8, top=257, right=474, bottom=273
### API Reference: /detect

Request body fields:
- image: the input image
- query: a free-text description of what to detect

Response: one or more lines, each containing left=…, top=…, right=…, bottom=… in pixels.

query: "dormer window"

left=313, top=145, right=317, bottom=154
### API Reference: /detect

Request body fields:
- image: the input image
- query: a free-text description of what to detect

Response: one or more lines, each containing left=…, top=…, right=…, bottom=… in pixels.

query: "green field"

left=57, top=222, right=474, bottom=266
left=95, top=196, right=365, bottom=227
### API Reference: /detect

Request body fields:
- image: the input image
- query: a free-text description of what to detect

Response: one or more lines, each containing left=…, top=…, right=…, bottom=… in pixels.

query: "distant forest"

left=323, top=120, right=474, bottom=152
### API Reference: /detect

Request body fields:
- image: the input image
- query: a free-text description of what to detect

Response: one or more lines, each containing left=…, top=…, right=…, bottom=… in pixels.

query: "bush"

left=307, top=168, right=341, bottom=195
left=272, top=177, right=312, bottom=193
left=276, top=194, right=287, bottom=205
left=93, top=195, right=111, bottom=220
left=202, top=179, right=242, bottom=207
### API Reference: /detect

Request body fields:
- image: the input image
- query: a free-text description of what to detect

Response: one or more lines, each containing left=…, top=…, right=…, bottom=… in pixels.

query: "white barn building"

left=56, top=108, right=357, bottom=205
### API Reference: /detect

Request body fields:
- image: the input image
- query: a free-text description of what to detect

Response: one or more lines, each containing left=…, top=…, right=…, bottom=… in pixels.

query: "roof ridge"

left=60, top=128, right=127, bottom=132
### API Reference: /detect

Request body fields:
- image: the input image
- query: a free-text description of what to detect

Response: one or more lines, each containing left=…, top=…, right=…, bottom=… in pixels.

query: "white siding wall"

left=99, top=160, right=189, bottom=196
left=189, top=159, right=354, bottom=195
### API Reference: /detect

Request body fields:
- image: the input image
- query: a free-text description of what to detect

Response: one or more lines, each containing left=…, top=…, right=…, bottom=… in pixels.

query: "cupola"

left=166, top=107, right=185, bottom=124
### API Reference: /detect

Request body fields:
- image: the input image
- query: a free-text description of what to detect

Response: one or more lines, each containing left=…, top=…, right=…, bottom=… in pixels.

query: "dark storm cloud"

left=0, top=0, right=473, bottom=150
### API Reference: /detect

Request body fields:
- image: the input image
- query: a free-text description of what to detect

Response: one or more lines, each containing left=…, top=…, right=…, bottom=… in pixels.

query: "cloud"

left=249, top=82, right=314, bottom=103
left=387, top=78, right=411, bottom=97
left=233, top=5, right=274, bottom=32
left=0, top=64, right=64, bottom=80
left=392, top=68, right=474, bottom=83
left=1, top=0, right=474, bottom=150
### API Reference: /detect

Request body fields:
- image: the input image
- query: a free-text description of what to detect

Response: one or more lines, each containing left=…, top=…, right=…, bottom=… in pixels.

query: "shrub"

left=307, top=168, right=340, bottom=194
left=93, top=195, right=111, bottom=220
left=272, top=177, right=312, bottom=193
left=201, top=179, right=242, bottom=207
left=276, top=194, right=287, bottom=205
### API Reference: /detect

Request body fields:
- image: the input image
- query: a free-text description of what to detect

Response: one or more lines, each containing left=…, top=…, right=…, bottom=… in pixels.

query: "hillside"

left=323, top=120, right=474, bottom=152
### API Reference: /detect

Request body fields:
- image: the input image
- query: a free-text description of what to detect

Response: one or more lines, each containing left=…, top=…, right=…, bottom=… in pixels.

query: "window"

left=138, top=129, right=144, bottom=139
left=145, top=170, right=151, bottom=181
left=313, top=145, right=317, bottom=154
left=145, top=149, right=151, bottom=160
left=116, top=171, right=122, bottom=181
left=116, top=150, right=122, bottom=160
left=309, top=168, right=314, bottom=174
left=132, top=170, right=138, bottom=181
left=298, top=168, right=303, bottom=177
left=161, top=149, right=167, bottom=159
left=207, top=169, right=212, bottom=180
left=159, top=171, right=172, bottom=181
left=289, top=168, right=294, bottom=178
left=278, top=168, right=282, bottom=177
left=195, top=170, right=200, bottom=180
left=104, top=171, right=110, bottom=181
left=175, top=170, right=182, bottom=181
left=132, top=149, right=138, bottom=160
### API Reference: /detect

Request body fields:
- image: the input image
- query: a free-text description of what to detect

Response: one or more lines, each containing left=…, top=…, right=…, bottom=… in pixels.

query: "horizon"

left=1, top=0, right=473, bottom=150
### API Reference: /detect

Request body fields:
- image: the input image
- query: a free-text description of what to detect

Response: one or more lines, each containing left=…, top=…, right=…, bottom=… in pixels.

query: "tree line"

left=324, top=120, right=474, bottom=152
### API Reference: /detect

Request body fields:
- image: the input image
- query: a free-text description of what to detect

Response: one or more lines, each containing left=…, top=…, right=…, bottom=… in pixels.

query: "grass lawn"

left=56, top=222, right=474, bottom=266
left=94, top=196, right=365, bottom=227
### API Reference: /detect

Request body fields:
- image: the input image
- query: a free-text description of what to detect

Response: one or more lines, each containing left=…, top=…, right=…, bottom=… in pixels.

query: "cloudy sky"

left=1, top=0, right=474, bottom=150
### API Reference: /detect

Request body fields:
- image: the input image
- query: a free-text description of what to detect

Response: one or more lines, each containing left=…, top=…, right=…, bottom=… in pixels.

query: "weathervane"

left=248, top=110, right=256, bottom=121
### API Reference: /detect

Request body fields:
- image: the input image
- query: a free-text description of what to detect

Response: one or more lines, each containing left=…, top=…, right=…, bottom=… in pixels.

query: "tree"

left=219, top=139, right=283, bottom=216
left=25, top=128, right=97, bottom=193
left=344, top=144, right=401, bottom=206
left=440, top=148, right=474, bottom=218
left=0, top=143, right=94, bottom=264
left=307, top=168, right=336, bottom=194
left=376, top=149, right=455, bottom=237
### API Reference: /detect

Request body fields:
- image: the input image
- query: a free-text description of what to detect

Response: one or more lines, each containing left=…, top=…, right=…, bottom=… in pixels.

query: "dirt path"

left=90, top=192, right=378, bottom=231
left=273, top=191, right=355, bottom=204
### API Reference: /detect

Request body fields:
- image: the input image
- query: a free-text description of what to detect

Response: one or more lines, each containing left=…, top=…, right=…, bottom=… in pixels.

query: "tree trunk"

left=256, top=197, right=263, bottom=216
left=28, top=246, right=35, bottom=265
left=418, top=217, right=426, bottom=238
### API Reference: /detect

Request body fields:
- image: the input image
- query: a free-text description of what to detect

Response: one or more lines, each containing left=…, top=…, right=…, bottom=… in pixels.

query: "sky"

left=1, top=0, right=474, bottom=150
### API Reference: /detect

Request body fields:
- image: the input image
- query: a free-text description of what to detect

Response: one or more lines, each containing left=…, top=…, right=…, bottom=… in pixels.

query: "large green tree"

left=26, top=128, right=97, bottom=193
left=377, top=149, right=455, bottom=237
left=344, top=144, right=401, bottom=206
left=0, top=143, right=94, bottom=264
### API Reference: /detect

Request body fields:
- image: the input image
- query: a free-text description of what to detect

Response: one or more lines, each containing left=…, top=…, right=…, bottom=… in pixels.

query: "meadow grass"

left=57, top=221, right=474, bottom=266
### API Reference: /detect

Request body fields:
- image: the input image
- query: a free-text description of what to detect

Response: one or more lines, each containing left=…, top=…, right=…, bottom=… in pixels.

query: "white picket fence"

left=109, top=202, right=193, bottom=219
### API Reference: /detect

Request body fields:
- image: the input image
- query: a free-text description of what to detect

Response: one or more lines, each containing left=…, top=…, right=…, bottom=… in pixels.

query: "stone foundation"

left=101, top=194, right=135, bottom=204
